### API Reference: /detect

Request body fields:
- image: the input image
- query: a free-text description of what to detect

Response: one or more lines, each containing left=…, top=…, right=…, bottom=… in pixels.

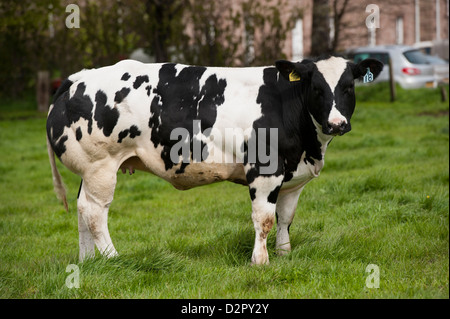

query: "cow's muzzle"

left=325, top=120, right=351, bottom=136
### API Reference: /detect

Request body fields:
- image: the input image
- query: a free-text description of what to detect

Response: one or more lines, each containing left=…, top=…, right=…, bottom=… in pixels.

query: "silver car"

left=424, top=55, right=449, bottom=84
left=349, top=45, right=439, bottom=89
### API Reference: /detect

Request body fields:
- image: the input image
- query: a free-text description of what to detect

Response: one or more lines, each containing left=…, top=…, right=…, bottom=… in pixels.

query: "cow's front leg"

left=248, top=173, right=284, bottom=265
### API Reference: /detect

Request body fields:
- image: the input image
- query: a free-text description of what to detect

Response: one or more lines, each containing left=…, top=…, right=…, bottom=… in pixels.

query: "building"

left=280, top=0, right=449, bottom=60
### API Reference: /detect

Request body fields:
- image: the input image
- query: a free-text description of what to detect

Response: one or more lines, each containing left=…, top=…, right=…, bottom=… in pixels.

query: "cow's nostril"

left=327, top=123, right=337, bottom=134
left=327, top=121, right=346, bottom=135
left=327, top=123, right=334, bottom=132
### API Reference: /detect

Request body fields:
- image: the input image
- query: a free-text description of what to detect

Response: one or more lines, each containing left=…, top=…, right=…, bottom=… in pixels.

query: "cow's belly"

left=164, top=163, right=246, bottom=190
left=121, top=154, right=247, bottom=190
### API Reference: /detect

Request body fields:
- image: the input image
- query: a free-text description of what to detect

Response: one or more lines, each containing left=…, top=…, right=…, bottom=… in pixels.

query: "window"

left=292, top=19, right=303, bottom=61
left=403, top=50, right=430, bottom=64
left=354, top=52, right=389, bottom=65
left=243, top=16, right=255, bottom=66
left=329, top=16, right=335, bottom=49
left=368, top=28, right=376, bottom=47
left=396, top=17, right=404, bottom=44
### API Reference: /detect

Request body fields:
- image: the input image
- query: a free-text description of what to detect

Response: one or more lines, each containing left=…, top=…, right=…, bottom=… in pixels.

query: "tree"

left=180, top=1, right=241, bottom=66
left=140, top=0, right=187, bottom=62
left=181, top=0, right=300, bottom=67
left=0, top=0, right=303, bottom=97
left=310, top=0, right=331, bottom=56
left=0, top=0, right=140, bottom=97
left=243, top=0, right=300, bottom=66
left=0, top=0, right=59, bottom=96
left=330, top=0, right=350, bottom=53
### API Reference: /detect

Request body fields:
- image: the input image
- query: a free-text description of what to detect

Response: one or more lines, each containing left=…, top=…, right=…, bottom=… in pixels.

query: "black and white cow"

left=46, top=55, right=382, bottom=264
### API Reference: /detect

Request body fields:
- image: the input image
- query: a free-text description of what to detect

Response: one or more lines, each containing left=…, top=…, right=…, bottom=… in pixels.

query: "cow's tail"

left=47, top=111, right=69, bottom=212
left=47, top=78, right=73, bottom=212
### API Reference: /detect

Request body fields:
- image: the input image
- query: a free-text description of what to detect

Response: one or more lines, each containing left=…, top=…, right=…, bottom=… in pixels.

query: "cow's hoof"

left=276, top=242, right=291, bottom=256
left=251, top=253, right=270, bottom=266
left=276, top=249, right=291, bottom=256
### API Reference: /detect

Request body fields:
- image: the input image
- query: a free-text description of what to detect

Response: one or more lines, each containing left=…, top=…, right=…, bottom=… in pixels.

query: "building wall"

left=280, top=0, right=449, bottom=60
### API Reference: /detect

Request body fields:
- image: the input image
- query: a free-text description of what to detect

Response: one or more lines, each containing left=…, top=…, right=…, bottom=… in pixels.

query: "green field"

left=0, top=83, right=448, bottom=298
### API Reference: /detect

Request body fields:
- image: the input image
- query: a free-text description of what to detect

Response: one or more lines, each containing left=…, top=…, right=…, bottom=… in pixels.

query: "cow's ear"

left=276, top=60, right=297, bottom=81
left=276, top=60, right=312, bottom=82
left=352, top=58, right=384, bottom=81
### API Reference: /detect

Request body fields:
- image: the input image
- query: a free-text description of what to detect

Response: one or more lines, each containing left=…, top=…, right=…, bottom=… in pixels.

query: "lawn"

left=0, top=83, right=448, bottom=299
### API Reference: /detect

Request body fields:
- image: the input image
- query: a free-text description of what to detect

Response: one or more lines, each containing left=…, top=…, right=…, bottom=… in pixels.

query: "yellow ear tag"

left=289, top=71, right=301, bottom=82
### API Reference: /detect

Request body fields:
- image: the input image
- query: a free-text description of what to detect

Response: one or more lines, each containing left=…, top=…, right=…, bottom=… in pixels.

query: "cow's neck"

left=278, top=82, right=332, bottom=178
left=297, top=101, right=331, bottom=164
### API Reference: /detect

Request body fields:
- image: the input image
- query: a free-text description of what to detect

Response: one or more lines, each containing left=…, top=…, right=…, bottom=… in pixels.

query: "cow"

left=46, top=55, right=383, bottom=265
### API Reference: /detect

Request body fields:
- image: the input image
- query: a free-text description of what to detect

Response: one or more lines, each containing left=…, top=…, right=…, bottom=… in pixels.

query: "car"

left=413, top=40, right=449, bottom=62
left=348, top=45, right=438, bottom=89
left=424, top=55, right=449, bottom=84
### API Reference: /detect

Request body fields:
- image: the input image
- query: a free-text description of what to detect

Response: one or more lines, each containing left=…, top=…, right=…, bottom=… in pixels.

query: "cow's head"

left=276, top=56, right=383, bottom=136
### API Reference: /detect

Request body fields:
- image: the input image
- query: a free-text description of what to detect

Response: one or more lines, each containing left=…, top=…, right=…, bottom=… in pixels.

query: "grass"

left=0, top=83, right=448, bottom=299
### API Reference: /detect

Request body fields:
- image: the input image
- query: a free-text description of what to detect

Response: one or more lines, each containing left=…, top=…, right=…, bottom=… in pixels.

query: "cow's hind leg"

left=77, top=180, right=95, bottom=260
left=77, top=164, right=118, bottom=261
left=275, top=187, right=303, bottom=255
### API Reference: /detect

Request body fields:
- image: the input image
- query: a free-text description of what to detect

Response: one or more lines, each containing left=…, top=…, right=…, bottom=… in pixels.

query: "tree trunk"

left=310, top=0, right=331, bottom=57
left=147, top=1, right=170, bottom=62
left=37, top=71, right=50, bottom=113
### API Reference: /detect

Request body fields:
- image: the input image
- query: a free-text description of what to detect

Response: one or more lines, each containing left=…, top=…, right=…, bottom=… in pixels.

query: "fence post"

left=439, top=84, right=448, bottom=102
left=388, top=58, right=396, bottom=102
left=37, top=70, right=50, bottom=112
